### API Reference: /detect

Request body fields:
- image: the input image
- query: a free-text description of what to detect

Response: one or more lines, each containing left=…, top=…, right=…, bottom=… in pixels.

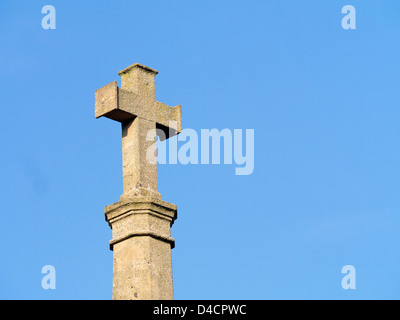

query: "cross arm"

left=95, top=81, right=132, bottom=122
left=155, top=101, right=182, bottom=140
left=95, top=81, right=182, bottom=139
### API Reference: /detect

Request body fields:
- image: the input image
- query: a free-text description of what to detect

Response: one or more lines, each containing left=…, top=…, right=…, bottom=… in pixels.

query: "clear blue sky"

left=1, top=0, right=400, bottom=300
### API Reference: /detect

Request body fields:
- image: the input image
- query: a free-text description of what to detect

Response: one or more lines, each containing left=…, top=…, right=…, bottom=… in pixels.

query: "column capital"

left=105, top=197, right=177, bottom=250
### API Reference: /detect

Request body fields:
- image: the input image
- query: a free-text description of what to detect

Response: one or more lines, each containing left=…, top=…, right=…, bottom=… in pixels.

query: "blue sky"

left=1, top=0, right=400, bottom=299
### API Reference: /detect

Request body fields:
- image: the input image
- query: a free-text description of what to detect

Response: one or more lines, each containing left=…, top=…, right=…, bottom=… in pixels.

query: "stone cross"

left=95, top=63, right=182, bottom=300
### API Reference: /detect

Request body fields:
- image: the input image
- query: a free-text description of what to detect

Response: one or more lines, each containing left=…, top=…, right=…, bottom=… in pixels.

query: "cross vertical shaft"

left=121, top=117, right=160, bottom=199
left=119, top=64, right=160, bottom=200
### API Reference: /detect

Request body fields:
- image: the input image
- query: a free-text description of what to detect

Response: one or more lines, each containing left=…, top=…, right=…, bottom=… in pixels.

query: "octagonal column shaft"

left=105, top=198, right=177, bottom=300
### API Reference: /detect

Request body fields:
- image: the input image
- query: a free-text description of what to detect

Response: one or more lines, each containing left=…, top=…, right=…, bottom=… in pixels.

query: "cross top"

left=95, top=63, right=182, bottom=200
left=96, top=63, right=182, bottom=138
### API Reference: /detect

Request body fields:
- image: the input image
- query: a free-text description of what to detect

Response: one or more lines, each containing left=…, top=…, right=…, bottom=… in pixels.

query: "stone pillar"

left=105, top=197, right=177, bottom=300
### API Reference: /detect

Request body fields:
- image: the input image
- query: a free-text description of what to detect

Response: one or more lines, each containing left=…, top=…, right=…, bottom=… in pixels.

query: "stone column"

left=105, top=197, right=177, bottom=300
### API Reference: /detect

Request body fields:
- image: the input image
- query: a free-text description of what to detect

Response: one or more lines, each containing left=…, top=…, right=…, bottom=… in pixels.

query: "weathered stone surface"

left=121, top=117, right=161, bottom=200
left=95, top=63, right=182, bottom=135
left=105, top=197, right=177, bottom=300
left=95, top=63, right=182, bottom=300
